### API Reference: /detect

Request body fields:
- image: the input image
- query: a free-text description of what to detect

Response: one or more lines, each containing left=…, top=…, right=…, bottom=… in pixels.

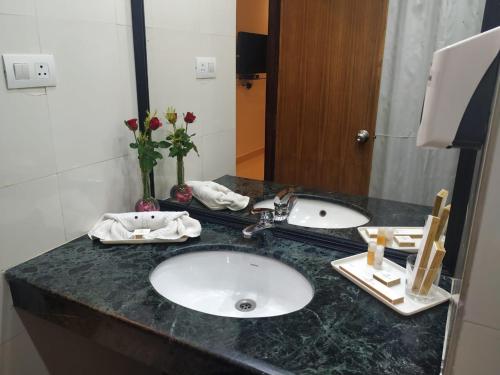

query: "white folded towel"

left=88, top=211, right=201, bottom=241
left=187, top=181, right=250, bottom=211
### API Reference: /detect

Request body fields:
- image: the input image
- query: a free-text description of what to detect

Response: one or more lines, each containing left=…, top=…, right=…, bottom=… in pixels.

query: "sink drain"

left=235, top=299, right=256, bottom=312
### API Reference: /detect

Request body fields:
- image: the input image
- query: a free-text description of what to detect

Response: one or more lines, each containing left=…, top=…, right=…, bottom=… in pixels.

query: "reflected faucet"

left=273, top=187, right=297, bottom=222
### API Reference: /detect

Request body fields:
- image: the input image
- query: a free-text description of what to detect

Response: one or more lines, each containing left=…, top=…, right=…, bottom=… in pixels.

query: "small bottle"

left=377, top=228, right=386, bottom=247
left=374, top=245, right=385, bottom=270
left=385, top=228, right=394, bottom=247
left=367, top=241, right=376, bottom=265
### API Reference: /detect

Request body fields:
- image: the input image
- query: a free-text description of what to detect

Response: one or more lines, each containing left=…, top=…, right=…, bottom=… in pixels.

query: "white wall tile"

left=202, top=129, right=235, bottom=180
left=0, top=15, right=57, bottom=188
left=0, top=277, right=25, bottom=344
left=0, top=331, right=49, bottom=375
left=38, top=19, right=131, bottom=171
left=145, top=0, right=200, bottom=31
left=58, top=157, right=136, bottom=240
left=35, top=0, right=115, bottom=24
left=0, top=87, right=56, bottom=188
left=0, top=0, right=35, bottom=16
left=0, top=14, right=40, bottom=52
left=0, top=176, right=66, bottom=270
left=114, top=0, right=132, bottom=26
left=452, top=322, right=500, bottom=375
left=199, top=0, right=236, bottom=37
left=116, top=25, right=138, bottom=115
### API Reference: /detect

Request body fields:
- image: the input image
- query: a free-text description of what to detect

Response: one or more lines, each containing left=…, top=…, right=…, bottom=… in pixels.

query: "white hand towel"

left=187, top=181, right=250, bottom=211
left=88, top=211, right=201, bottom=241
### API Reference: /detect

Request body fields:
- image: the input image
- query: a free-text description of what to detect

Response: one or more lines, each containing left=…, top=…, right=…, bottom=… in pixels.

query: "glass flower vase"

left=135, top=170, right=160, bottom=212
left=170, top=156, right=193, bottom=203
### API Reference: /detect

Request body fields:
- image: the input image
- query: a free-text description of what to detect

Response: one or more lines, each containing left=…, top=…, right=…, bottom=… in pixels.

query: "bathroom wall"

left=0, top=0, right=138, bottom=373
left=236, top=0, right=268, bottom=160
left=145, top=0, right=237, bottom=198
left=446, top=77, right=500, bottom=375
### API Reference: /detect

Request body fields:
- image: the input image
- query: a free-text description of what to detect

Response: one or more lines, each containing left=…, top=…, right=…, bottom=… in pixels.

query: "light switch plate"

left=195, top=57, right=216, bottom=79
left=2, top=54, right=57, bottom=89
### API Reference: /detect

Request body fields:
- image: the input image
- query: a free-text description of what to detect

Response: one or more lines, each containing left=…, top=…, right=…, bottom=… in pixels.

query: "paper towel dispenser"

left=417, top=26, right=500, bottom=149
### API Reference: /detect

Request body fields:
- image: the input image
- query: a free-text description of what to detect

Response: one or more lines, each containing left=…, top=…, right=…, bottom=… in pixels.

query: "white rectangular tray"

left=100, top=237, right=188, bottom=245
left=331, top=253, right=450, bottom=316
left=357, top=226, right=423, bottom=252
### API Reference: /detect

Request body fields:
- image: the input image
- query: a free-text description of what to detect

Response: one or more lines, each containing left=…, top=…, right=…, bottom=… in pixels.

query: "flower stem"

left=141, top=169, right=151, bottom=199
left=177, top=155, right=184, bottom=186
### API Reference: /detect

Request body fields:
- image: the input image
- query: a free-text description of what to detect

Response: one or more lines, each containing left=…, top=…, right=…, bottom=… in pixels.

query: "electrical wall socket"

left=35, top=62, right=50, bottom=79
left=2, top=54, right=56, bottom=89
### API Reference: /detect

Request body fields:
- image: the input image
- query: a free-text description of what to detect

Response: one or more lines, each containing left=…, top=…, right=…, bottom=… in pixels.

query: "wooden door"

left=273, top=0, right=388, bottom=195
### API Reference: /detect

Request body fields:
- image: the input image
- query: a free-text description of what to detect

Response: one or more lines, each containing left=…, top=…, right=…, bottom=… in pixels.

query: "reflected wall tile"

left=202, top=129, right=235, bottom=181
left=145, top=0, right=200, bottom=31
left=199, top=0, right=236, bottom=37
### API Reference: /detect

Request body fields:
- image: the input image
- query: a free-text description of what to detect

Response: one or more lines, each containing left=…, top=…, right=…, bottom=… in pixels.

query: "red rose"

left=125, top=118, right=138, bottom=131
left=184, top=112, right=196, bottom=124
left=150, top=117, right=162, bottom=130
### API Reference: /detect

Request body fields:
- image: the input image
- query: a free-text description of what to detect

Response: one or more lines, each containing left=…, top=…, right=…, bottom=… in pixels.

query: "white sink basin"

left=150, top=250, right=314, bottom=318
left=253, top=198, right=369, bottom=229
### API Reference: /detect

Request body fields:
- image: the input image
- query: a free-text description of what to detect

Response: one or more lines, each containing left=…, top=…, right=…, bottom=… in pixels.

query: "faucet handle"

left=250, top=207, right=274, bottom=225
left=251, top=207, right=274, bottom=215
left=274, top=187, right=295, bottom=205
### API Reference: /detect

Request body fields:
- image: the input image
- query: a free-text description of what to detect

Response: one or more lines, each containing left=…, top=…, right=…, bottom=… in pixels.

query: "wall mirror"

left=131, top=0, right=497, bottom=273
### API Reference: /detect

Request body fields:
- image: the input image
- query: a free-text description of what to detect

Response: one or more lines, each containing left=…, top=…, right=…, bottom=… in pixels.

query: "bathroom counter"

left=6, top=221, right=448, bottom=375
left=160, top=175, right=432, bottom=263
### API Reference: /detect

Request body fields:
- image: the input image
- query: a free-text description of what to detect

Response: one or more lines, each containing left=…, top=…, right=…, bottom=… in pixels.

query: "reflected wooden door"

left=273, top=0, right=388, bottom=195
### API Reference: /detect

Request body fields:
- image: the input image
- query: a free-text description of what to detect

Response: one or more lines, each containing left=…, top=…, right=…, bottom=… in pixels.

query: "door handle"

left=356, top=130, right=370, bottom=144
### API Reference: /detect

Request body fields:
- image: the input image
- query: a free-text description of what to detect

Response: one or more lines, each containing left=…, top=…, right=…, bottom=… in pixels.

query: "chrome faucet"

left=273, top=187, right=297, bottom=222
left=242, top=187, right=297, bottom=239
left=242, top=208, right=275, bottom=239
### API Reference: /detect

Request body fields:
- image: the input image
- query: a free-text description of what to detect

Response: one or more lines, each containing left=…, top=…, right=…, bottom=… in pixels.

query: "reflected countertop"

left=160, top=175, right=432, bottom=262
left=6, top=221, right=447, bottom=375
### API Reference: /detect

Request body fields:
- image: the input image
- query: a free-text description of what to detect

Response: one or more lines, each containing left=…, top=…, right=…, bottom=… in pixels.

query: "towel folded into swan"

left=88, top=211, right=201, bottom=241
left=187, top=181, right=250, bottom=211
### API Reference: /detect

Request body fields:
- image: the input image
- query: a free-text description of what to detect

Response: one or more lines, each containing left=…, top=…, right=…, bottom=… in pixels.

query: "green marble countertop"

left=5, top=221, right=448, bottom=375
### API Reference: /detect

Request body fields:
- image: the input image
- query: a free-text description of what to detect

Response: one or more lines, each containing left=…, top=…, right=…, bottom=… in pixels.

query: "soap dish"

left=331, top=253, right=450, bottom=316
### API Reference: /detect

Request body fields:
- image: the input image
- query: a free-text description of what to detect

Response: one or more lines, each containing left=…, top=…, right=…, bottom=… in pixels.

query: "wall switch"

left=2, top=54, right=57, bottom=89
left=195, top=57, right=216, bottom=79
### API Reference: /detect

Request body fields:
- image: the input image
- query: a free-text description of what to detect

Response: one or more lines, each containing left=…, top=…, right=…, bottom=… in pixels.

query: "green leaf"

left=129, top=143, right=138, bottom=149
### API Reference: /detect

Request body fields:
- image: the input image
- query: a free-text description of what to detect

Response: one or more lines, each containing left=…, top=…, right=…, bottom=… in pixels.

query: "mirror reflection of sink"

left=150, top=249, right=314, bottom=318
left=253, top=197, right=370, bottom=229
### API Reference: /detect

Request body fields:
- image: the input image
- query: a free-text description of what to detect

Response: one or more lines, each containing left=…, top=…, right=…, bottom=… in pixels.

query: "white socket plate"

left=2, top=53, right=57, bottom=89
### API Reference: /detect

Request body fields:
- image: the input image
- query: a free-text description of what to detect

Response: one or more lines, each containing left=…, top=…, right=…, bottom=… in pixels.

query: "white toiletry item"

left=374, top=245, right=385, bottom=270
left=187, top=180, right=250, bottom=211
left=88, top=211, right=201, bottom=242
